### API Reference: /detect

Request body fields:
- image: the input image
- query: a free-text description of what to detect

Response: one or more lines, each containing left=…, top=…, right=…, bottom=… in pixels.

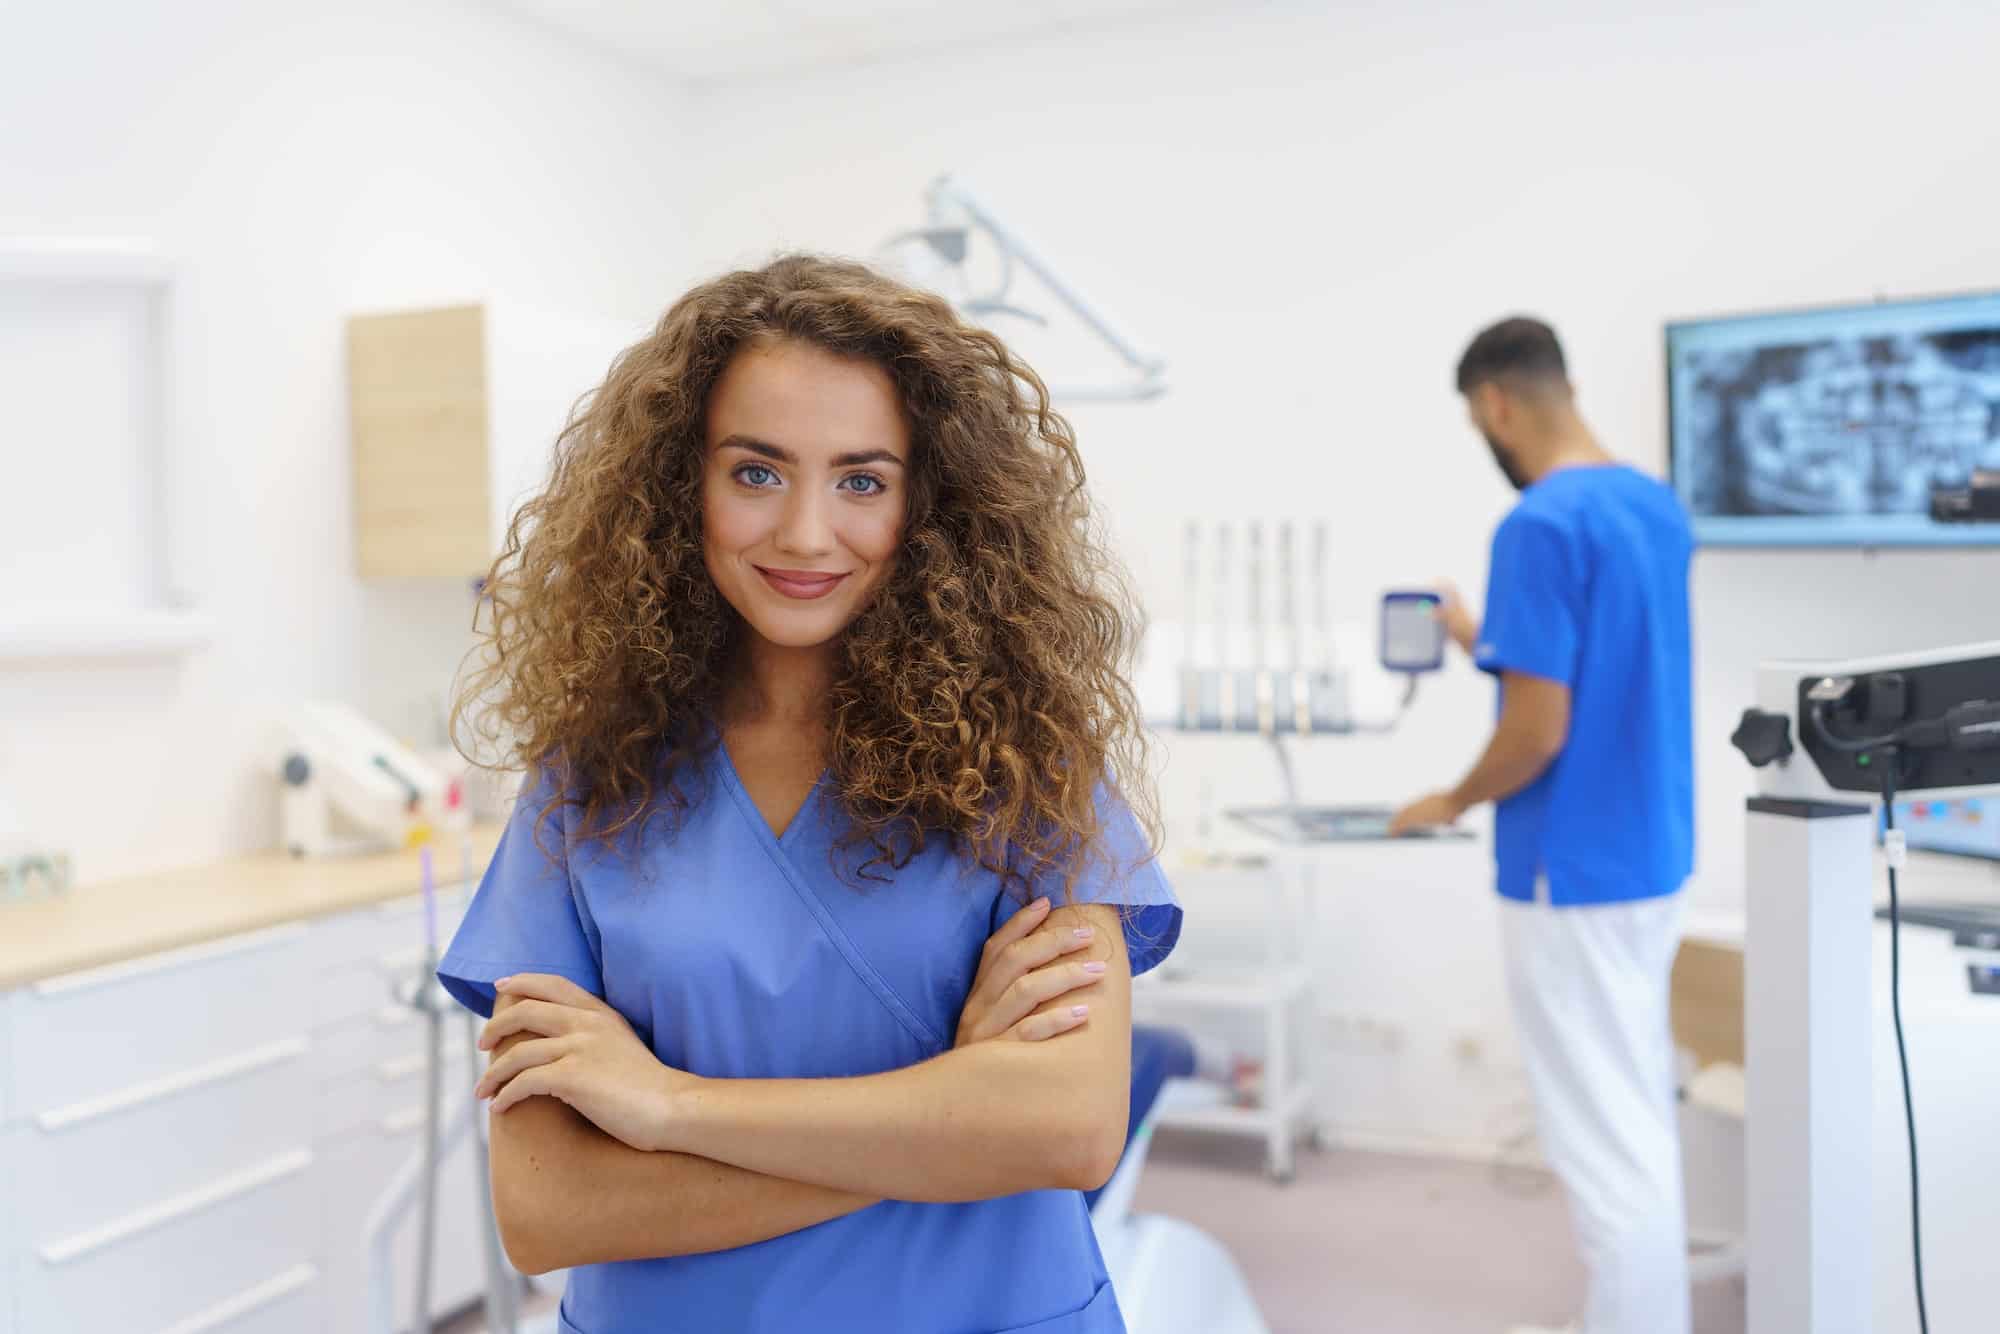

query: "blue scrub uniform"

left=439, top=746, right=1182, bottom=1334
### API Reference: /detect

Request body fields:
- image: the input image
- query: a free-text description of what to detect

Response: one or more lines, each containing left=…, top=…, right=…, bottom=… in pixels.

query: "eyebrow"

left=715, top=434, right=906, bottom=469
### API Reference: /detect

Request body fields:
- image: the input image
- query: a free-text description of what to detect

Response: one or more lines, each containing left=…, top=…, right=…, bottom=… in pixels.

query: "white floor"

left=1131, top=1131, right=1747, bottom=1334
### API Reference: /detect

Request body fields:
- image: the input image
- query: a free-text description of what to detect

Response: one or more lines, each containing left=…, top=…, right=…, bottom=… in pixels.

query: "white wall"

left=0, top=0, right=698, bottom=880
left=679, top=0, right=2000, bottom=1148
left=10, top=0, right=1997, bottom=1152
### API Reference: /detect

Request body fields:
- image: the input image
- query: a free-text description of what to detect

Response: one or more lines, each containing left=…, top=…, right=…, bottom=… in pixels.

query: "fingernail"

left=1032, top=897, right=1051, bottom=912
left=1071, top=1005, right=1090, bottom=1018
left=1082, top=961, right=1107, bottom=975
left=494, top=976, right=513, bottom=988
left=1073, top=927, right=1094, bottom=940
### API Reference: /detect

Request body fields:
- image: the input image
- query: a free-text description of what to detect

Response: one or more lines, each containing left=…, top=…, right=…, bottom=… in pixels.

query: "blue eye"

left=840, top=474, right=886, bottom=496
left=736, top=464, right=779, bottom=488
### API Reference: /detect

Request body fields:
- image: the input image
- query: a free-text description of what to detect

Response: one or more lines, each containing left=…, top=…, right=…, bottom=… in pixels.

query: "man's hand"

left=955, top=896, right=1106, bottom=1047
left=1434, top=580, right=1479, bottom=656
left=1388, top=790, right=1467, bottom=837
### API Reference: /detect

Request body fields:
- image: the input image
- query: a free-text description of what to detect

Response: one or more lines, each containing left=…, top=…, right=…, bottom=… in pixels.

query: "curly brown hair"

left=455, top=253, right=1156, bottom=896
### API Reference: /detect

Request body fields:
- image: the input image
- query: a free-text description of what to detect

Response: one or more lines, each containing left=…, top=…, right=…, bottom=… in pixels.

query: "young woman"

left=439, top=254, right=1180, bottom=1334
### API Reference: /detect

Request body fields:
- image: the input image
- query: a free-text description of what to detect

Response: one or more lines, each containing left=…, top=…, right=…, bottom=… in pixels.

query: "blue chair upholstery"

left=1084, top=1025, right=1197, bottom=1210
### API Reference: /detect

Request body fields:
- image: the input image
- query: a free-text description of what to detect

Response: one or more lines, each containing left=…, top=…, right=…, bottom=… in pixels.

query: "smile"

left=755, top=566, right=851, bottom=600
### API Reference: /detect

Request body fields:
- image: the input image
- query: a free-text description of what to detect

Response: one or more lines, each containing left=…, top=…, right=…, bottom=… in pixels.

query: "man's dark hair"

left=1455, top=317, right=1568, bottom=395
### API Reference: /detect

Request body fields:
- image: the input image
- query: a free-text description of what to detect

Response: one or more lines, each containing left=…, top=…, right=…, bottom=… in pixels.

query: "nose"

left=774, top=487, right=835, bottom=559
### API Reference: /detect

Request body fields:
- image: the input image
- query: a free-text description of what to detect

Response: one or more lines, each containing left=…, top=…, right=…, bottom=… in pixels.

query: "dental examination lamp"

left=1730, top=640, right=2000, bottom=1334
left=277, top=701, right=463, bottom=858
left=882, top=174, right=1167, bottom=403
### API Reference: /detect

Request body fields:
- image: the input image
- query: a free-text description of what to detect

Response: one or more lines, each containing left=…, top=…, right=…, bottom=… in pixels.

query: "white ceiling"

left=489, top=0, right=1231, bottom=85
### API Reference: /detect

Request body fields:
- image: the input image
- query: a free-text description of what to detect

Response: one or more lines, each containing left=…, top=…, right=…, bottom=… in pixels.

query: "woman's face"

left=702, top=338, right=911, bottom=653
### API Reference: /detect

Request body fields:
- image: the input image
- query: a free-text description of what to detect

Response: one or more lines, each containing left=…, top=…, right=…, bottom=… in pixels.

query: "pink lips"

left=756, top=566, right=850, bottom=600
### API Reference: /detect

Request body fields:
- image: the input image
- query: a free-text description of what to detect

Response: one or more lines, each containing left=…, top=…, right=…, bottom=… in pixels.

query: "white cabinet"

left=346, top=300, right=650, bottom=579
left=0, top=882, right=508, bottom=1333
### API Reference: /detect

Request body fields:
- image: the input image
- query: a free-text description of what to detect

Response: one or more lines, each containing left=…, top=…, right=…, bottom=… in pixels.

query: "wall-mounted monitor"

left=1667, top=291, right=2000, bottom=547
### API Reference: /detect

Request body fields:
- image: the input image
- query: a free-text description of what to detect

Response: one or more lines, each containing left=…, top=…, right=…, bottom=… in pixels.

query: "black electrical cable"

left=1880, top=760, right=1932, bottom=1334
left=1810, top=700, right=1932, bottom=1331
left=1809, top=700, right=1901, bottom=755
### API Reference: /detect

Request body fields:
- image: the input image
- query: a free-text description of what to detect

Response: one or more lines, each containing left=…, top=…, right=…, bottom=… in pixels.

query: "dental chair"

left=1089, top=1027, right=1273, bottom=1334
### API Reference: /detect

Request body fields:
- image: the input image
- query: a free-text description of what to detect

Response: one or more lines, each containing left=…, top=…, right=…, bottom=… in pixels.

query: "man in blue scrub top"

left=1391, top=318, right=1695, bottom=1334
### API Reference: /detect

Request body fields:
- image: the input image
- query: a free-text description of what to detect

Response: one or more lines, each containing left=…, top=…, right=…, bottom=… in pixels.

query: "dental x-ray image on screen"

left=1667, top=291, right=2000, bottom=546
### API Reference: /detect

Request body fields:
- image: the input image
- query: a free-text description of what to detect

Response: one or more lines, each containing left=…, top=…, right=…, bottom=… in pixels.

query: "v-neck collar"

left=711, top=736, right=828, bottom=850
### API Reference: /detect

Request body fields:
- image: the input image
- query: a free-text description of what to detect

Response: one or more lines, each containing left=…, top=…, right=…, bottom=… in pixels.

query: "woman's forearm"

left=489, top=1093, right=877, bottom=1272
left=663, top=1037, right=1129, bottom=1204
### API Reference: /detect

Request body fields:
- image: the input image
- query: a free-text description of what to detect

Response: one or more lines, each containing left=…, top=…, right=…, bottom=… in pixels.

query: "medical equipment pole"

left=468, top=1011, right=520, bottom=1331
left=1743, top=799, right=1873, bottom=1334
left=462, top=831, right=520, bottom=1332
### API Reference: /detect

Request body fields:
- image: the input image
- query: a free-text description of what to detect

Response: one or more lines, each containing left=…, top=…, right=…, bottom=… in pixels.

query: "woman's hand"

left=476, top=973, right=696, bottom=1152
left=955, top=896, right=1107, bottom=1047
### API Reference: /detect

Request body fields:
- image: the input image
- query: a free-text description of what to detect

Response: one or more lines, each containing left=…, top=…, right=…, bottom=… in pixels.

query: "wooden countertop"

left=0, top=825, right=504, bottom=991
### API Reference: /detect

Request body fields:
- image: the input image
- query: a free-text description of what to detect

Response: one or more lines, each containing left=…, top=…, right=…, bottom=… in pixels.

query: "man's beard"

left=1484, top=433, right=1533, bottom=492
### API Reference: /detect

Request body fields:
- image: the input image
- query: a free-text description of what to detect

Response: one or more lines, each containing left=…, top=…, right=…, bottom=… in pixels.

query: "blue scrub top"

left=440, top=745, right=1181, bottom=1334
left=1473, top=464, right=1694, bottom=906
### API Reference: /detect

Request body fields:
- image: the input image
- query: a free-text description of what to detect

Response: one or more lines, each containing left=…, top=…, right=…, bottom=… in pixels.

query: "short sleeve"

left=1474, top=510, right=1582, bottom=687
left=437, top=768, right=605, bottom=1019
left=995, top=786, right=1183, bottom=978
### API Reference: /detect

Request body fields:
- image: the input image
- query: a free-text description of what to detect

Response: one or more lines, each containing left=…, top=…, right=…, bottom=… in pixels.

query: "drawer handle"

left=376, top=1048, right=468, bottom=1083
left=381, top=1106, right=426, bottom=1136
left=38, top=1148, right=314, bottom=1266
left=33, top=923, right=311, bottom=997
left=373, top=885, right=468, bottom=920
left=157, top=1262, right=318, bottom=1334
left=375, top=1052, right=426, bottom=1081
left=377, top=944, right=427, bottom=975
left=37, top=1037, right=310, bottom=1132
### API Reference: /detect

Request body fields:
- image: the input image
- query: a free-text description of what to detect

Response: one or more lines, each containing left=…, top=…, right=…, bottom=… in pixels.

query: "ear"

left=1470, top=380, right=1507, bottom=426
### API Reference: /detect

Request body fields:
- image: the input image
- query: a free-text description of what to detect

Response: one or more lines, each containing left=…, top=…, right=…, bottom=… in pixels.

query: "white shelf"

left=0, top=608, right=213, bottom=663
left=0, top=239, right=174, bottom=283
left=1135, top=966, right=1311, bottom=1012
left=1155, top=1082, right=1315, bottom=1138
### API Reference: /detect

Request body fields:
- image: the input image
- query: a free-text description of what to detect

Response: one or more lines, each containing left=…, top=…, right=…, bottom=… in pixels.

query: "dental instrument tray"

left=1225, top=803, right=1476, bottom=844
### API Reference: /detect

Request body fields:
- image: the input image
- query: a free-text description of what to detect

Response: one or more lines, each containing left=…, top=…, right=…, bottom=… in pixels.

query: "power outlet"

left=1321, top=1013, right=1405, bottom=1051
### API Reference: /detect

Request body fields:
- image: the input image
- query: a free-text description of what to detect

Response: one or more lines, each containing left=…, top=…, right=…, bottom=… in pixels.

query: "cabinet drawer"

left=317, top=1112, right=494, bottom=1334
left=313, top=1002, right=429, bottom=1082
left=316, top=1039, right=473, bottom=1146
left=159, top=1262, right=321, bottom=1334
left=11, top=1034, right=311, bottom=1244
left=317, top=945, right=428, bottom=1032
left=14, top=924, right=313, bottom=1117
left=0, top=988, right=14, bottom=1127
left=316, top=890, right=473, bottom=1030
left=19, top=1147, right=316, bottom=1332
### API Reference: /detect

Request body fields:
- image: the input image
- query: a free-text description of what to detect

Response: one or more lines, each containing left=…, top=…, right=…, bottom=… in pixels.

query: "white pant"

left=1501, top=890, right=1690, bottom=1334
